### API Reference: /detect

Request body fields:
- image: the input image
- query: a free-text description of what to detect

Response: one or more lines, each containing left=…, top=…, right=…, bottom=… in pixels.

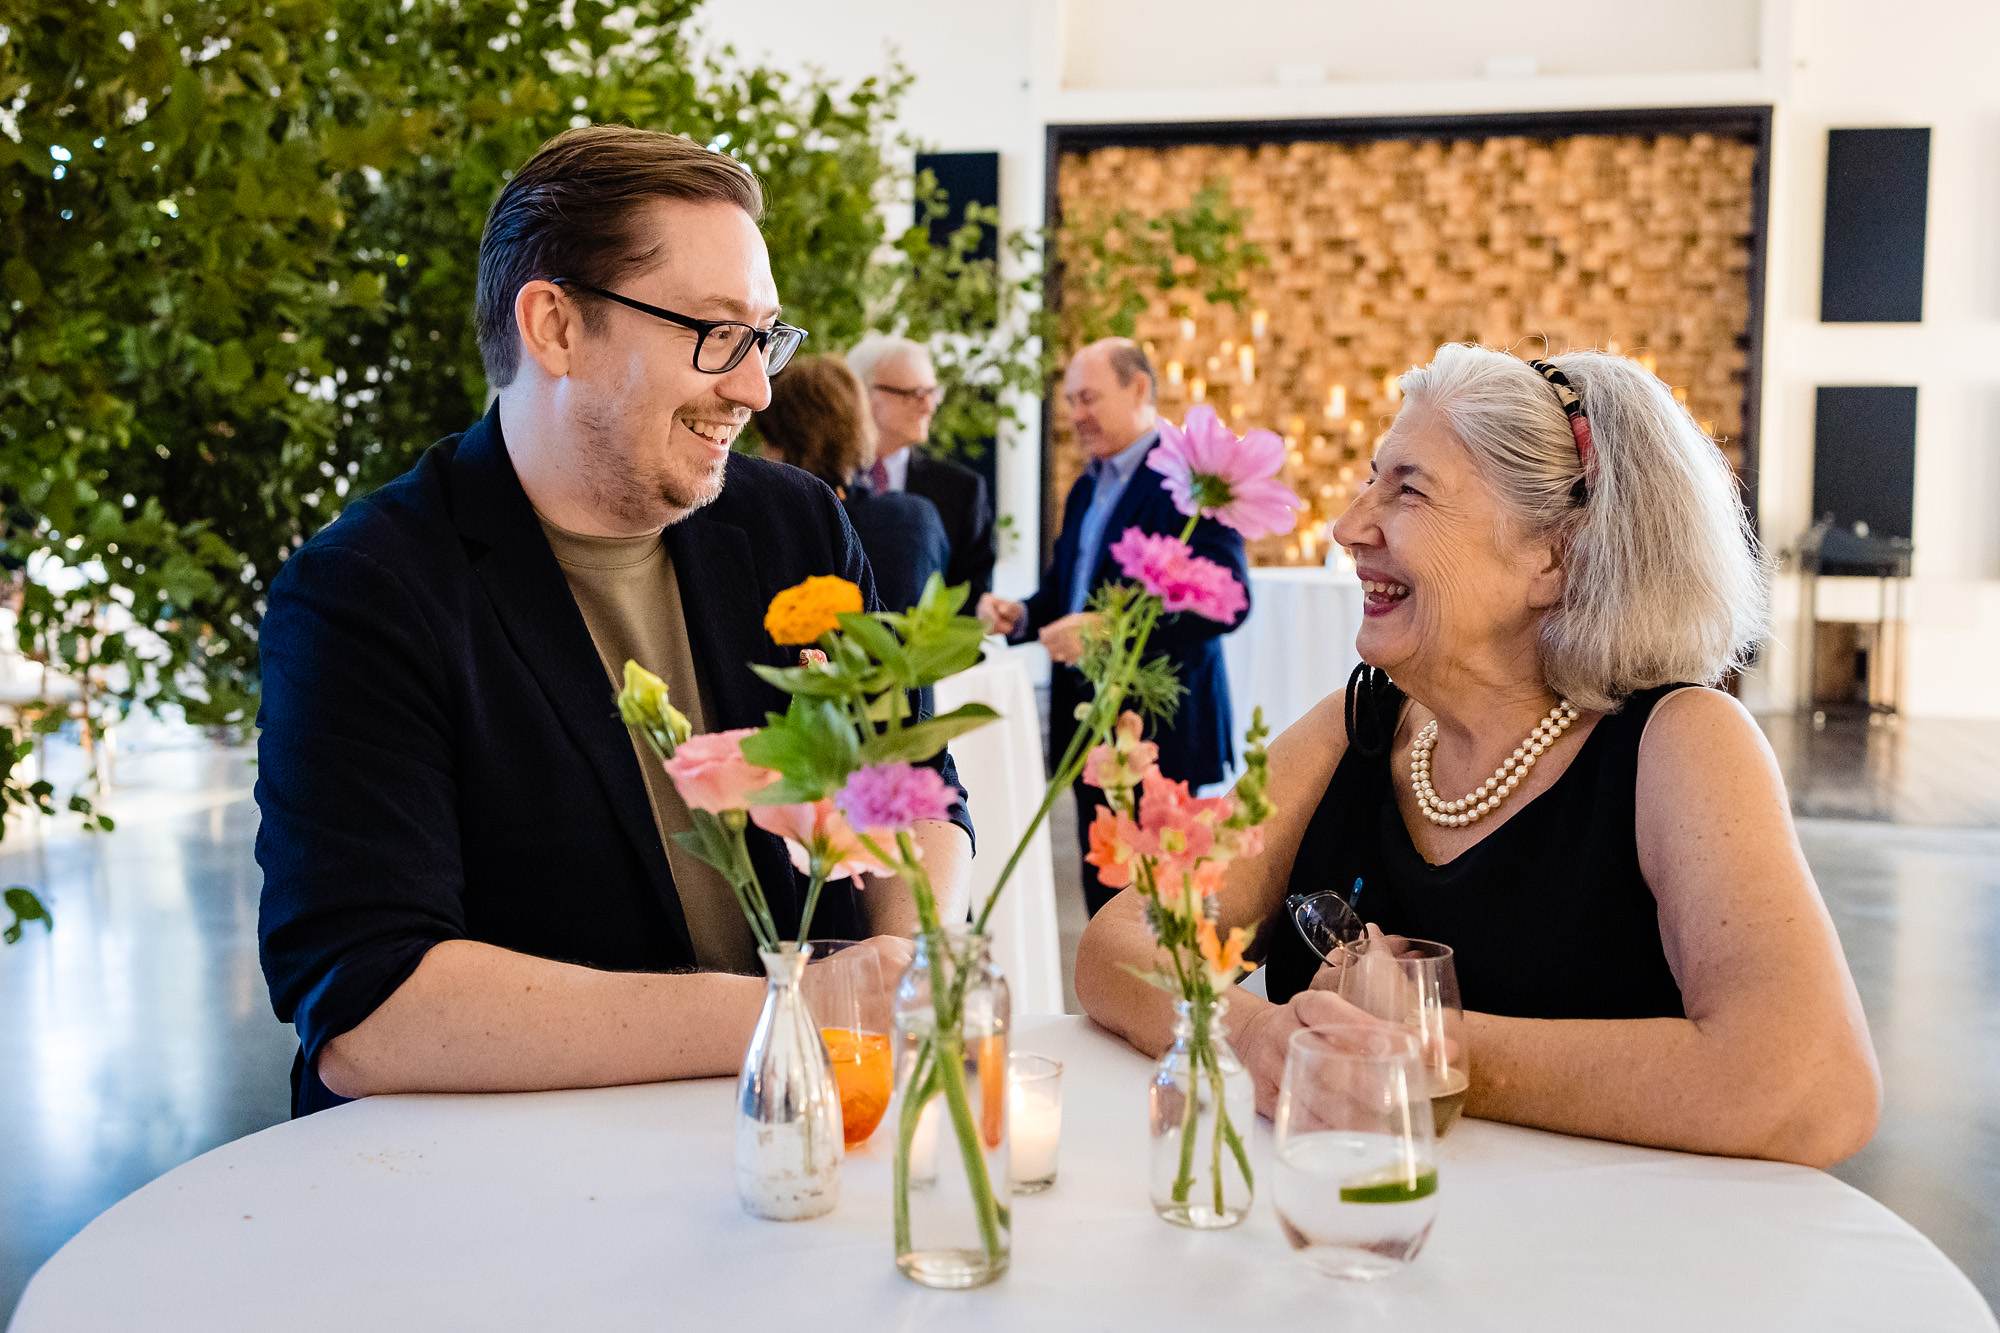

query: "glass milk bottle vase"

left=736, top=944, right=843, bottom=1221
left=1149, top=995, right=1254, bottom=1228
left=891, top=930, right=1011, bottom=1288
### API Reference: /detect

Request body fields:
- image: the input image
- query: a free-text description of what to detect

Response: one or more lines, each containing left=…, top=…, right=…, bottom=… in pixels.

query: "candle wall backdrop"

left=1050, top=113, right=1766, bottom=566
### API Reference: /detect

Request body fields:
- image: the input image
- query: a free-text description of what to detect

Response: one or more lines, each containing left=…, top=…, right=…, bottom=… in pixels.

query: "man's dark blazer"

left=1019, top=437, right=1249, bottom=789
left=842, top=486, right=951, bottom=614
left=255, top=406, right=969, bottom=1117
left=905, top=452, right=995, bottom=603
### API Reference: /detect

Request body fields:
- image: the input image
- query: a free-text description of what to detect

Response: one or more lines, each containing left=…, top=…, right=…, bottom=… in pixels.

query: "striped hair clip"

left=1528, top=358, right=1595, bottom=505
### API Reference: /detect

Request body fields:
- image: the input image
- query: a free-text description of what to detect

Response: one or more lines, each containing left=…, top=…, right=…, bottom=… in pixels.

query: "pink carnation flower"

left=1109, top=528, right=1249, bottom=624
left=836, top=762, right=956, bottom=832
left=1149, top=405, right=1306, bottom=540
left=662, top=729, right=780, bottom=813
left=750, top=799, right=893, bottom=883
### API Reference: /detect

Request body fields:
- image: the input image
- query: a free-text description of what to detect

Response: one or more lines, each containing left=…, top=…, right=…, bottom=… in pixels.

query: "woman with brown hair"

left=756, top=353, right=951, bottom=612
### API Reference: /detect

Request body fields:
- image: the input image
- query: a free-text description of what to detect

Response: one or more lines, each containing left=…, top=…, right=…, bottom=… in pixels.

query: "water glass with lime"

left=1273, top=1026, right=1439, bottom=1280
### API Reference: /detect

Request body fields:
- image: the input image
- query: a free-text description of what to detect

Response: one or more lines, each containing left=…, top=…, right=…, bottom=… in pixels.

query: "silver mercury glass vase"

left=736, top=943, right=843, bottom=1220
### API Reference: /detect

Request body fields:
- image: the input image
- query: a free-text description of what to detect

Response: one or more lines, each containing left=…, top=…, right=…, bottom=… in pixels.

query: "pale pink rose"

left=662, top=729, right=780, bottom=813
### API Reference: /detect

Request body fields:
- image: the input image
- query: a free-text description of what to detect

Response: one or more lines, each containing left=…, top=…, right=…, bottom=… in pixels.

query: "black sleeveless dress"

left=1261, top=680, right=1691, bottom=1020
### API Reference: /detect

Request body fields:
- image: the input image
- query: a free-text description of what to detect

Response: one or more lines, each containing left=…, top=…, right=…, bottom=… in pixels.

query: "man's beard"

left=573, top=401, right=727, bottom=528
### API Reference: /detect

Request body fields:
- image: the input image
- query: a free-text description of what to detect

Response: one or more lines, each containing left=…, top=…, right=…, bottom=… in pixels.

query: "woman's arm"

left=1460, top=688, right=1881, bottom=1167
left=1076, top=690, right=1362, bottom=1105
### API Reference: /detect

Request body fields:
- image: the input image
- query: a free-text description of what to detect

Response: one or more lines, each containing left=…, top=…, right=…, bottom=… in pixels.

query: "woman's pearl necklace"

left=1409, top=699, right=1579, bottom=827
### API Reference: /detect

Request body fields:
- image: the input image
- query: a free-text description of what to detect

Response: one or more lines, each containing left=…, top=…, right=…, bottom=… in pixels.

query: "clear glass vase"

left=736, top=943, right=842, bottom=1221
left=1149, top=994, right=1254, bottom=1228
left=891, top=929, right=1011, bottom=1288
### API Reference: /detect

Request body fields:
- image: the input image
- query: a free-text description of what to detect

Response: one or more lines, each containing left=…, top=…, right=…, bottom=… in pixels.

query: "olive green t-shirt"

left=536, top=512, right=758, bottom=974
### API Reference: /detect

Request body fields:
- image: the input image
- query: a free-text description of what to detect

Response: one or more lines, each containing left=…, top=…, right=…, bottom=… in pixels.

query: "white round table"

left=933, top=645, right=1063, bottom=1014
left=1226, top=566, right=1366, bottom=746
left=13, top=1017, right=1991, bottom=1332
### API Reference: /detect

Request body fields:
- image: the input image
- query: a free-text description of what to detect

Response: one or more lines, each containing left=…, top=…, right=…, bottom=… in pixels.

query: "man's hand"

left=977, top=593, right=1026, bottom=638
left=1038, top=611, right=1100, bottom=666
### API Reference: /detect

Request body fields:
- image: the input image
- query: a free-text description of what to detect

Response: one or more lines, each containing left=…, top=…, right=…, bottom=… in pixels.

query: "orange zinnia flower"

left=764, top=576, right=864, bottom=645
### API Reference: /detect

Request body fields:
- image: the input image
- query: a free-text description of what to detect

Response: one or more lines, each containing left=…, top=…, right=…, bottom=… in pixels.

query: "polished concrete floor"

left=2, top=712, right=1997, bottom=1319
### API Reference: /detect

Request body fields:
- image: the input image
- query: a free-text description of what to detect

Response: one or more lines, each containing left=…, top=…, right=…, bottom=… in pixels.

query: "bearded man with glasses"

left=255, top=127, right=972, bottom=1117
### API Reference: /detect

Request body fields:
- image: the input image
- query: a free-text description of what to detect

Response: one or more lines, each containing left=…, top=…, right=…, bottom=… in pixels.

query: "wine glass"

left=801, top=940, right=893, bottom=1148
left=1273, top=1026, right=1439, bottom=1281
left=1336, top=936, right=1469, bottom=1138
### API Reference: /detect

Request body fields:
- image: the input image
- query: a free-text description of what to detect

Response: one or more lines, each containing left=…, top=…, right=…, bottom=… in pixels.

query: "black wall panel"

left=1820, top=128, right=1930, bottom=323
left=914, top=151, right=1000, bottom=264
left=1812, top=385, right=1918, bottom=540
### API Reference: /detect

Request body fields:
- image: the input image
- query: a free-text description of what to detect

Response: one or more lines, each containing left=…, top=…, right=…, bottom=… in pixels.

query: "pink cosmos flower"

left=836, top=762, right=956, bottom=832
left=662, top=729, right=780, bottom=813
left=1082, top=711, right=1160, bottom=797
left=1109, top=528, right=1249, bottom=624
left=1149, top=405, right=1306, bottom=540
left=750, top=799, right=894, bottom=883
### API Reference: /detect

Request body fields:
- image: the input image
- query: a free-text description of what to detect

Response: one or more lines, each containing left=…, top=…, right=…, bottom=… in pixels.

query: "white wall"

left=699, top=0, right=2000, bottom=715
left=695, top=2, right=1048, bottom=598
left=1750, top=0, right=2000, bottom=716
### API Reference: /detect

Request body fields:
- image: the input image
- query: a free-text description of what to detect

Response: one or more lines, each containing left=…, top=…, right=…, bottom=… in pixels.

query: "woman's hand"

left=1232, top=985, right=1389, bottom=1117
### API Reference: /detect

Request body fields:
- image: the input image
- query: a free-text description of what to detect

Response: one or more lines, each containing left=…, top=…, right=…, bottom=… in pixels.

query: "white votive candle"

left=1009, top=1052, right=1062, bottom=1193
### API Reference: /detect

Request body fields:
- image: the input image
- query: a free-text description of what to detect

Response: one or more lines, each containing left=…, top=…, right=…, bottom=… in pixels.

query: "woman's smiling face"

left=1330, top=408, right=1564, bottom=696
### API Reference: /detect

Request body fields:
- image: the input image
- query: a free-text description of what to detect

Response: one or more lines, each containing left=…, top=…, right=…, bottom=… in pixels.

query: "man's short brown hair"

left=753, top=354, right=876, bottom=489
left=475, top=125, right=764, bottom=387
left=1106, top=340, right=1157, bottom=405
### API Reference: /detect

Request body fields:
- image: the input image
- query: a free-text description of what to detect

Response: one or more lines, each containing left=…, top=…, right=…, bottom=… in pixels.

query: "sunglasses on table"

left=550, top=278, right=807, bottom=375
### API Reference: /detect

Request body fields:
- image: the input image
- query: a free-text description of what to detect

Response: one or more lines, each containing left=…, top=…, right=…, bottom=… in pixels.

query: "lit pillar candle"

left=1325, top=384, right=1346, bottom=420
left=1008, top=1053, right=1062, bottom=1193
left=1251, top=309, right=1268, bottom=340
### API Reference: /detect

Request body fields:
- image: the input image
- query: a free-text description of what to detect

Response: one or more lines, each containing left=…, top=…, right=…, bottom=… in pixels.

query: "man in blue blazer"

left=256, top=127, right=970, bottom=1116
left=981, top=340, right=1248, bottom=915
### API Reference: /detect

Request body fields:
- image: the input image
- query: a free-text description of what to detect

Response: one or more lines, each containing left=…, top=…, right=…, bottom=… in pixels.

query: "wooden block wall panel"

left=1054, top=133, right=1758, bottom=565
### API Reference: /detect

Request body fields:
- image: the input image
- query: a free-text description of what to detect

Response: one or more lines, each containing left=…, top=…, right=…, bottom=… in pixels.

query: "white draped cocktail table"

left=13, top=1017, right=1992, bottom=1332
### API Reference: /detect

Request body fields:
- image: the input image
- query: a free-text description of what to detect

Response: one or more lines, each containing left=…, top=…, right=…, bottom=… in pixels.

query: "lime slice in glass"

left=1339, top=1166, right=1438, bottom=1204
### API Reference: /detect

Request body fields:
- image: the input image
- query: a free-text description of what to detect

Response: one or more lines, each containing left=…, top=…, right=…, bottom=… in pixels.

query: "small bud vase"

left=737, top=943, right=842, bottom=1221
left=1149, top=994, right=1254, bottom=1228
left=891, top=930, right=1011, bottom=1288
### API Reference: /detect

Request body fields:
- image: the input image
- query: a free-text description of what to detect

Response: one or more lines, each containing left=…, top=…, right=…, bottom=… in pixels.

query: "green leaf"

left=859, top=702, right=1000, bottom=766
left=834, top=611, right=912, bottom=683
left=4, top=886, right=53, bottom=945
left=739, top=696, right=860, bottom=804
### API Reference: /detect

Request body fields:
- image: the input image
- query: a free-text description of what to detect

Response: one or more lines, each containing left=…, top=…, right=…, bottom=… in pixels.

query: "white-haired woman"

left=1075, top=344, right=1880, bottom=1168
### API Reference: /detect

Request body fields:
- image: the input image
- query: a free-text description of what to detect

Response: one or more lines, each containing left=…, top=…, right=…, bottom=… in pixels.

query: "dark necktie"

left=869, top=459, right=891, bottom=493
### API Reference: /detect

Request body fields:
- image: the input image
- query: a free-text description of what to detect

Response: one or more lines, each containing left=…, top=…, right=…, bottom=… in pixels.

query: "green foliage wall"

left=0, top=0, right=1039, bottom=727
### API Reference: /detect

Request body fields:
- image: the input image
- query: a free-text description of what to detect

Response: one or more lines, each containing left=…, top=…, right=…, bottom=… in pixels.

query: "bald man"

left=980, top=339, right=1249, bottom=915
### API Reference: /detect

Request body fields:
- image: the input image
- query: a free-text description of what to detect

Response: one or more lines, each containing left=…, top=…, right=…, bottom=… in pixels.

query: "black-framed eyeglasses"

left=872, top=381, right=945, bottom=408
left=550, top=278, right=807, bottom=375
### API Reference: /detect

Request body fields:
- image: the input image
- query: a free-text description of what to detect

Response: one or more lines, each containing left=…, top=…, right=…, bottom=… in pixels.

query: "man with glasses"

left=256, top=127, right=971, bottom=1116
left=847, top=334, right=997, bottom=603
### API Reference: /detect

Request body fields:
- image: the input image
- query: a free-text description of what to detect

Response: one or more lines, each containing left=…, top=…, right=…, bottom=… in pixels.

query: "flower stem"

left=892, top=1041, right=937, bottom=1255
left=795, top=867, right=830, bottom=950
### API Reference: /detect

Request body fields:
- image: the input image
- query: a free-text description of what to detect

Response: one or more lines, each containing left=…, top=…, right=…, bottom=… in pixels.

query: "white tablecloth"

left=1225, top=566, right=1366, bottom=751
left=15, top=1017, right=1991, bottom=1332
left=934, top=646, right=1062, bottom=1014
